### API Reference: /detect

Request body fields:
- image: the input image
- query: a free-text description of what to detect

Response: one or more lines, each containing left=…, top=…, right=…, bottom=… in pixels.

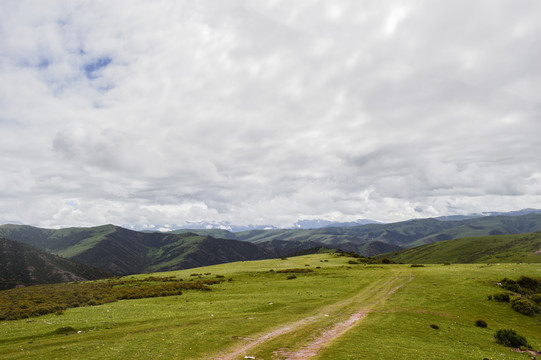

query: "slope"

left=234, top=213, right=541, bottom=250
left=0, top=238, right=111, bottom=290
left=377, top=232, right=541, bottom=264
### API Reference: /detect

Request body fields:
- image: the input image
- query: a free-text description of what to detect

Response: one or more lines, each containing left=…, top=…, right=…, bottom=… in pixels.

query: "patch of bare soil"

left=214, top=316, right=321, bottom=360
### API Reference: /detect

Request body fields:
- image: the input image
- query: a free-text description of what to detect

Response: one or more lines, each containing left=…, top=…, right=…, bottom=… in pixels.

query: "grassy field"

left=380, top=232, right=541, bottom=264
left=0, top=254, right=540, bottom=359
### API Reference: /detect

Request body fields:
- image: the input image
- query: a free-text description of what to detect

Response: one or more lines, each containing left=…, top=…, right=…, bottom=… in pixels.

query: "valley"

left=0, top=254, right=539, bottom=359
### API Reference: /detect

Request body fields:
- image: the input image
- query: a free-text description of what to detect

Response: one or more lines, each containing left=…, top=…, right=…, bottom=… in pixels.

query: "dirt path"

left=214, top=272, right=414, bottom=360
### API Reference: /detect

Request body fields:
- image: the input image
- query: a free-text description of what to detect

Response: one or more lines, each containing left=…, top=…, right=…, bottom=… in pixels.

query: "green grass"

left=380, top=232, right=541, bottom=264
left=0, top=255, right=539, bottom=359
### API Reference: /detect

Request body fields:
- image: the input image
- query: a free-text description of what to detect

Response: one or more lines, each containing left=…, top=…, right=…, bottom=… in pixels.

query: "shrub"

left=286, top=275, right=296, bottom=280
left=510, top=297, right=538, bottom=316
left=517, top=276, right=541, bottom=293
left=494, top=329, right=530, bottom=348
left=529, top=293, right=541, bottom=305
left=475, top=319, right=487, bottom=328
left=410, top=264, right=425, bottom=267
left=276, top=268, right=314, bottom=273
left=54, top=326, right=76, bottom=335
left=443, top=262, right=451, bottom=266
left=381, top=258, right=395, bottom=264
left=492, top=293, right=510, bottom=302
left=499, top=278, right=520, bottom=293
left=429, top=324, right=439, bottom=329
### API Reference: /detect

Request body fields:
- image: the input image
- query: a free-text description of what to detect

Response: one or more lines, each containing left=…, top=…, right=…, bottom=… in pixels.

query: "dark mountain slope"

left=0, top=238, right=111, bottom=290
left=0, top=225, right=289, bottom=275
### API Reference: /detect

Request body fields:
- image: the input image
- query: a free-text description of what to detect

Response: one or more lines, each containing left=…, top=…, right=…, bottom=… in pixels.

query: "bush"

left=494, top=329, right=530, bottom=348
left=510, top=297, right=538, bottom=316
left=517, top=276, right=541, bottom=292
left=430, top=324, right=439, bottom=329
left=410, top=264, right=425, bottom=267
left=276, top=268, right=314, bottom=273
left=499, top=278, right=520, bottom=293
left=286, top=275, right=296, bottom=280
left=492, top=293, right=510, bottom=302
left=380, top=258, right=396, bottom=264
left=54, top=326, right=76, bottom=335
left=529, top=293, right=541, bottom=305
left=475, top=319, right=487, bottom=328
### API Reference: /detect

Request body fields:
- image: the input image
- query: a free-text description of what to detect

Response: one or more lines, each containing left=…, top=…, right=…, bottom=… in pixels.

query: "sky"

left=1, top=0, right=541, bottom=229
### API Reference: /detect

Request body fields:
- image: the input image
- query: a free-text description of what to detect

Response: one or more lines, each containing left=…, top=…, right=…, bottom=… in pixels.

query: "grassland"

left=379, top=232, right=541, bottom=264
left=0, top=254, right=540, bottom=359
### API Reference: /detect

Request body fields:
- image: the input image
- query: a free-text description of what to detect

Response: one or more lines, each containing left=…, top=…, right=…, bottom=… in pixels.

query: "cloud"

left=1, top=0, right=541, bottom=227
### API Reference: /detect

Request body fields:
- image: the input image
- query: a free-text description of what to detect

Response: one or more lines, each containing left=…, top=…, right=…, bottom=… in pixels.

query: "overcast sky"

left=1, top=1, right=541, bottom=228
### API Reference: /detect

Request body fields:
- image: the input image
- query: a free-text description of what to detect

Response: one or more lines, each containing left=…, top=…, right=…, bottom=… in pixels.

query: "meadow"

left=0, top=254, right=539, bottom=359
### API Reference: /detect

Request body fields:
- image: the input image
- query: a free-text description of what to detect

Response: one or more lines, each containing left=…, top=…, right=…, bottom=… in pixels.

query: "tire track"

left=213, top=271, right=414, bottom=360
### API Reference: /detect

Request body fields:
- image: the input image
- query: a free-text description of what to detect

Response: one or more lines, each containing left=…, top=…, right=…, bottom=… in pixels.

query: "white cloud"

left=1, top=0, right=541, bottom=227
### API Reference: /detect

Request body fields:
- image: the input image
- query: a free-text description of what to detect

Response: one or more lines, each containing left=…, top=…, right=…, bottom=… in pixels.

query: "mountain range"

left=2, top=210, right=541, bottom=288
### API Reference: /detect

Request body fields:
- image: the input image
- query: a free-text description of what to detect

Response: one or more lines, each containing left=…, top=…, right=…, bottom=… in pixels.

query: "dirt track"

left=214, top=272, right=414, bottom=360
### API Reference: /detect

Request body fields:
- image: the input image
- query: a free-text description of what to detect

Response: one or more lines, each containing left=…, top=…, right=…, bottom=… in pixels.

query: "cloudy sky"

left=1, top=1, right=541, bottom=228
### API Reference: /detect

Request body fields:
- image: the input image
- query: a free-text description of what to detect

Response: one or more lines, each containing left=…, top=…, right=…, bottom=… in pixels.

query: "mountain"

left=232, top=213, right=541, bottom=250
left=3, top=212, right=541, bottom=276
left=0, top=225, right=332, bottom=276
left=435, top=208, right=541, bottom=221
left=0, top=238, right=111, bottom=290
left=291, top=219, right=380, bottom=229
left=376, top=232, right=541, bottom=264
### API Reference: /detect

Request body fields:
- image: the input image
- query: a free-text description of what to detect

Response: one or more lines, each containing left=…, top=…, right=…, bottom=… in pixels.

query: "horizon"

left=2, top=207, right=539, bottom=231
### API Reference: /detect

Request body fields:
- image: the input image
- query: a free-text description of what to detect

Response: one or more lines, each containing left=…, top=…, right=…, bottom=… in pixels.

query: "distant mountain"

left=0, top=225, right=337, bottom=276
left=232, top=213, right=541, bottom=250
left=376, top=232, right=541, bottom=264
left=291, top=219, right=380, bottom=229
left=0, top=238, right=111, bottom=290
left=435, top=208, right=541, bottom=221
left=3, top=212, right=541, bottom=277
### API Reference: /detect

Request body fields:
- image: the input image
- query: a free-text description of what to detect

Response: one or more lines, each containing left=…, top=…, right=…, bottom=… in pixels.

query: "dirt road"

left=214, top=271, right=414, bottom=360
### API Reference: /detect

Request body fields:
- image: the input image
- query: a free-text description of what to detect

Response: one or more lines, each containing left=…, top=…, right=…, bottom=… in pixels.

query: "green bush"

left=499, top=278, right=520, bottom=293
left=54, top=326, right=76, bottom=335
left=429, top=324, right=439, bottom=329
left=492, top=293, right=510, bottom=302
left=475, top=319, right=487, bottom=328
left=494, top=329, right=530, bottom=348
left=510, top=297, right=538, bottom=316
left=517, top=276, right=541, bottom=293
left=529, top=293, right=541, bottom=305
left=276, top=268, right=314, bottom=273
left=286, top=275, right=297, bottom=280
left=410, top=264, right=425, bottom=267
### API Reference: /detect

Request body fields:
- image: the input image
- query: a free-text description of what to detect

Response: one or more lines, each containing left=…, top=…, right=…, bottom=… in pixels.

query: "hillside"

left=0, top=238, right=111, bottom=290
left=0, top=225, right=324, bottom=275
left=232, top=213, right=541, bottom=249
left=2, top=213, right=541, bottom=276
left=377, top=232, right=541, bottom=264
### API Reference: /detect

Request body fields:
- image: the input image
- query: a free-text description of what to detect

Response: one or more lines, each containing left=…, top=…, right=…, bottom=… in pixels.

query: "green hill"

left=0, top=238, right=111, bottom=290
left=233, top=213, right=541, bottom=250
left=0, top=225, right=328, bottom=275
left=377, top=232, right=541, bottom=264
